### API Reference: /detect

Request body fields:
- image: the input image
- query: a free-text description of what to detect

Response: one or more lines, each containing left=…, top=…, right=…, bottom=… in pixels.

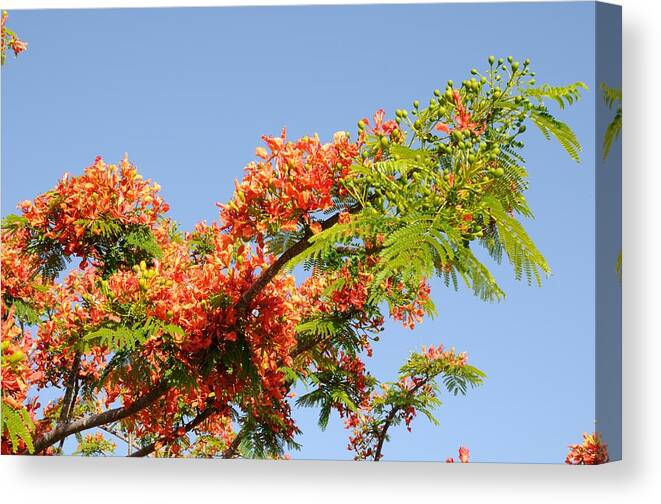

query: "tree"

left=1, top=54, right=585, bottom=459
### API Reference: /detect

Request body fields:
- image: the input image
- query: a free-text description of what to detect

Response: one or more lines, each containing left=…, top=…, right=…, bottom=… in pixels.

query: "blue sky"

left=2, top=2, right=602, bottom=463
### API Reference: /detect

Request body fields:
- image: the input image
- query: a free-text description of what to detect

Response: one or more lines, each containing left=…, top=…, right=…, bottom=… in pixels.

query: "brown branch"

left=233, top=203, right=361, bottom=316
left=129, top=405, right=216, bottom=457
left=31, top=380, right=169, bottom=455
left=30, top=203, right=364, bottom=456
left=56, top=351, right=81, bottom=449
left=57, top=353, right=80, bottom=422
left=372, top=379, right=428, bottom=461
left=222, top=428, right=245, bottom=459
left=99, top=425, right=130, bottom=445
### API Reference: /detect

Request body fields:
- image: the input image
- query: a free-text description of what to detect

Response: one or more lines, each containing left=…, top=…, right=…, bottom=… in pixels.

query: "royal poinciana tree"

left=2, top=39, right=590, bottom=460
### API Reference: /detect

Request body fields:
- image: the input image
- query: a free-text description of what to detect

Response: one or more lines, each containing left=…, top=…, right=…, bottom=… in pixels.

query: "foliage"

left=1, top=403, right=34, bottom=454
left=601, top=83, right=622, bottom=160
left=1, top=55, right=585, bottom=460
left=345, top=346, right=484, bottom=460
left=73, top=432, right=117, bottom=456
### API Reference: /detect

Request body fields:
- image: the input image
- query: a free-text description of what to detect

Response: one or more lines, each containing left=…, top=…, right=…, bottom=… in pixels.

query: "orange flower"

left=565, top=432, right=609, bottom=465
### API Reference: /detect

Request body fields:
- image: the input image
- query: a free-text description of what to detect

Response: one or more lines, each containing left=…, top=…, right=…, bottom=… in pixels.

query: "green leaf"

left=1, top=403, right=34, bottom=453
left=529, top=109, right=582, bottom=162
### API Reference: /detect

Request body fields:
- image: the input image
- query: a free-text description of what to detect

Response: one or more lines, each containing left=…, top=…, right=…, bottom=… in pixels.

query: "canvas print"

left=0, top=2, right=621, bottom=463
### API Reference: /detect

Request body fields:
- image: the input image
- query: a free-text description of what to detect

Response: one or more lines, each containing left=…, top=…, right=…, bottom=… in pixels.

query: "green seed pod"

left=494, top=167, right=505, bottom=177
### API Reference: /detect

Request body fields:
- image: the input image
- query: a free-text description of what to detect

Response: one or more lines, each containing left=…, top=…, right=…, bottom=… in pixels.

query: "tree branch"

left=30, top=380, right=169, bottom=455
left=129, top=405, right=216, bottom=457
left=222, top=428, right=245, bottom=459
left=56, top=351, right=81, bottom=449
left=30, top=204, right=364, bottom=456
left=373, top=379, right=428, bottom=461
left=233, top=203, right=361, bottom=315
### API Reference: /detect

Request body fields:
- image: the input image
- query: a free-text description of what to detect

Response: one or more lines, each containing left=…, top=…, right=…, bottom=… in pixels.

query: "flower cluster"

left=0, top=227, right=52, bottom=308
left=1, top=11, right=27, bottom=64
left=1, top=306, right=38, bottom=411
left=435, top=90, right=486, bottom=136
left=1, top=306, right=40, bottom=454
left=220, top=129, right=360, bottom=243
left=17, top=155, right=169, bottom=262
left=446, top=446, right=470, bottom=463
left=565, top=432, right=609, bottom=465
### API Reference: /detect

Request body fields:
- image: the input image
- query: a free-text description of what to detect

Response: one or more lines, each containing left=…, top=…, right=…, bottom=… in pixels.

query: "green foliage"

left=11, top=299, right=41, bottom=326
left=1, top=213, right=28, bottom=229
left=85, top=318, right=184, bottom=352
left=235, top=411, right=302, bottom=459
left=1, top=402, right=34, bottom=453
left=601, top=83, right=622, bottom=160
left=125, top=226, right=163, bottom=259
left=2, top=214, right=162, bottom=279
left=296, top=363, right=369, bottom=430
left=601, top=83, right=622, bottom=109
left=529, top=109, right=582, bottom=162
left=528, top=81, right=588, bottom=109
left=479, top=196, right=550, bottom=285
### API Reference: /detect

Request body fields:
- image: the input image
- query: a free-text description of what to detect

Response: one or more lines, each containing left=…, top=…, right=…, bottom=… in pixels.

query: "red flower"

left=458, top=446, right=470, bottom=463
left=10, top=37, right=27, bottom=55
left=565, top=432, right=609, bottom=465
left=435, top=90, right=485, bottom=136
